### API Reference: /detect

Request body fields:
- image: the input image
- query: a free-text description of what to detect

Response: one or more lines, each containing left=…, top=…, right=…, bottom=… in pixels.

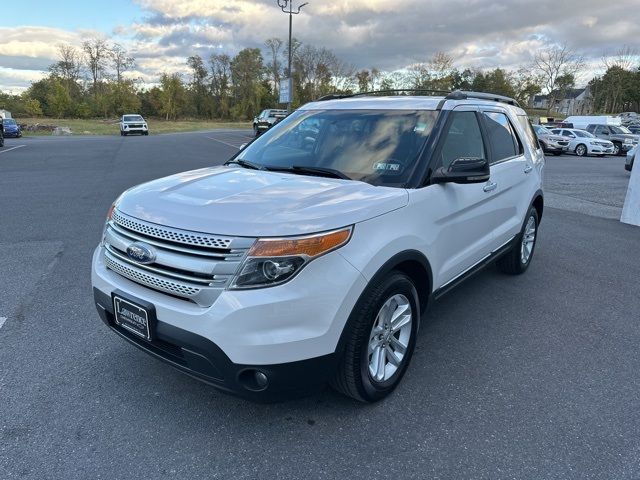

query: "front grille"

left=103, top=210, right=254, bottom=306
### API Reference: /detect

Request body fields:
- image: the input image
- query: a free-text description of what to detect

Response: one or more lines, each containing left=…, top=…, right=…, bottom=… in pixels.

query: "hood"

left=116, top=166, right=408, bottom=237
left=546, top=134, right=566, bottom=141
left=611, top=133, right=639, bottom=141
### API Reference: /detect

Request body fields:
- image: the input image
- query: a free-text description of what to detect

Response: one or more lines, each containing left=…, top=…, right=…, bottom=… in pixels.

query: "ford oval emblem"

left=126, top=242, right=156, bottom=265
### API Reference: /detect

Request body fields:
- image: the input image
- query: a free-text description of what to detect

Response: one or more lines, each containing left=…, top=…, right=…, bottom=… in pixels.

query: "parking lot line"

left=0, top=145, right=26, bottom=155
left=0, top=317, right=6, bottom=330
left=206, top=136, right=241, bottom=149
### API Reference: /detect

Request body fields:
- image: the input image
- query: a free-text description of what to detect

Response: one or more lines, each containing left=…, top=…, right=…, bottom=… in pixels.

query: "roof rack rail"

left=445, top=90, right=520, bottom=107
left=316, top=89, right=454, bottom=102
left=316, top=89, right=521, bottom=107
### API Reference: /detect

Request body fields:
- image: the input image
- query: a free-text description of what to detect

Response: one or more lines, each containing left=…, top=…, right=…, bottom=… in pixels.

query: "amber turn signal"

left=248, top=228, right=352, bottom=258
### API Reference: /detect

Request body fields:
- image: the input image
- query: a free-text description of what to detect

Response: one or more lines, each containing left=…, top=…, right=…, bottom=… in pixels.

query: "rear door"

left=479, top=109, right=534, bottom=248
left=414, top=106, right=502, bottom=287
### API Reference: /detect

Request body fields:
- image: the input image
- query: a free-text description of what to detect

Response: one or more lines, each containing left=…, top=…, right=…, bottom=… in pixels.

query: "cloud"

left=2, top=0, right=640, bottom=93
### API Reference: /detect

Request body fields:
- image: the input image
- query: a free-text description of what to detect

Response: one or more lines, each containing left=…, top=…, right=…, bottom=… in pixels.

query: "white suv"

left=92, top=91, right=544, bottom=402
left=120, top=114, right=149, bottom=136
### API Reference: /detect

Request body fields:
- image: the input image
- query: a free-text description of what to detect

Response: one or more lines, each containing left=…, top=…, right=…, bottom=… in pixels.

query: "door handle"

left=483, top=182, right=497, bottom=192
left=524, top=165, right=533, bottom=174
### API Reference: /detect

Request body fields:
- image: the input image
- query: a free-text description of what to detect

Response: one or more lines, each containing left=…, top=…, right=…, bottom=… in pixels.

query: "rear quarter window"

left=517, top=115, right=540, bottom=152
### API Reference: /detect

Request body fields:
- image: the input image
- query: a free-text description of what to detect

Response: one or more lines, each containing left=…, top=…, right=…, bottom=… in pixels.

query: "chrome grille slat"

left=108, top=222, right=232, bottom=259
left=105, top=245, right=219, bottom=286
left=112, top=210, right=234, bottom=249
left=103, top=210, right=254, bottom=306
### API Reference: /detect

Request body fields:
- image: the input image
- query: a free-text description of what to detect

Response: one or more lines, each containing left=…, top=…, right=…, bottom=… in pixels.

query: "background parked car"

left=2, top=118, right=21, bottom=138
left=550, top=128, right=615, bottom=157
left=626, top=146, right=636, bottom=172
left=120, top=114, right=149, bottom=136
left=253, top=109, right=287, bottom=136
left=628, top=125, right=640, bottom=135
left=585, top=124, right=639, bottom=155
left=532, top=124, right=569, bottom=155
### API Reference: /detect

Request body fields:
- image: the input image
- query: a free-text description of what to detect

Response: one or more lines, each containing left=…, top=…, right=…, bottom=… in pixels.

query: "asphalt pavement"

left=0, top=131, right=638, bottom=479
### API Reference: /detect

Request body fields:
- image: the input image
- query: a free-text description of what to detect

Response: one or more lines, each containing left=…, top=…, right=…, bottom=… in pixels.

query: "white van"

left=564, top=115, right=621, bottom=131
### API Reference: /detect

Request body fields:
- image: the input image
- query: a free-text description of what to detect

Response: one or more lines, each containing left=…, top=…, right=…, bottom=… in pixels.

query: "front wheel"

left=612, top=142, right=621, bottom=156
left=496, top=207, right=539, bottom=275
left=332, top=272, right=419, bottom=402
left=575, top=144, right=587, bottom=157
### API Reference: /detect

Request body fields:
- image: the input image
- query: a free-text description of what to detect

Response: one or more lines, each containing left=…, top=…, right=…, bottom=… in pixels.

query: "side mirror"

left=431, top=157, right=490, bottom=185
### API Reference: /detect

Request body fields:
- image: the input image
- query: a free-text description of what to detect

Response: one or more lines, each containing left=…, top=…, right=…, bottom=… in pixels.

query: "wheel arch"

left=530, top=189, right=544, bottom=224
left=334, top=250, right=433, bottom=356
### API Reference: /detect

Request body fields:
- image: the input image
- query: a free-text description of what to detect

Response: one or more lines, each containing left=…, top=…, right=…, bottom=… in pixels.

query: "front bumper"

left=3, top=130, right=21, bottom=138
left=91, top=246, right=367, bottom=399
left=622, top=143, right=635, bottom=152
left=589, top=145, right=615, bottom=155
left=94, top=288, right=337, bottom=401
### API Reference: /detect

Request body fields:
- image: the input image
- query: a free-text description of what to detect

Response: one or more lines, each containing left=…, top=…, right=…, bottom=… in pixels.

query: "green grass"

left=17, top=118, right=250, bottom=136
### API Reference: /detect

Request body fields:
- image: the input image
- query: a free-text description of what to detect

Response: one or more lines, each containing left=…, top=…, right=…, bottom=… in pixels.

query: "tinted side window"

left=482, top=112, right=521, bottom=163
left=439, top=112, right=486, bottom=170
left=595, top=125, right=608, bottom=134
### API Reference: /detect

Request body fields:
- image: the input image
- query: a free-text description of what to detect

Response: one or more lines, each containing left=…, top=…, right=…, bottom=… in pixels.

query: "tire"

left=539, top=141, right=547, bottom=153
left=0, top=137, right=3, bottom=147
left=253, top=125, right=259, bottom=137
left=497, top=207, right=539, bottom=275
left=575, top=144, right=587, bottom=157
left=612, top=142, right=622, bottom=156
left=144, top=131, right=149, bottom=136
left=332, top=272, right=419, bottom=402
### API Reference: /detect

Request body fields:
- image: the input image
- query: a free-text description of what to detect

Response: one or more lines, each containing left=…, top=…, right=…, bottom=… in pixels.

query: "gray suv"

left=532, top=124, right=569, bottom=155
left=586, top=124, right=639, bottom=156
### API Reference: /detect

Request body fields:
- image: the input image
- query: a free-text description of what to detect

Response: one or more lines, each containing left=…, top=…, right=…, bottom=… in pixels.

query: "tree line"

left=1, top=37, right=639, bottom=120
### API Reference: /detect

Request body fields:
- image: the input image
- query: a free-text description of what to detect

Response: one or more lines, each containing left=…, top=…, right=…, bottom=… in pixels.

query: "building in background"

left=0, top=109, right=11, bottom=119
left=530, top=87, right=593, bottom=116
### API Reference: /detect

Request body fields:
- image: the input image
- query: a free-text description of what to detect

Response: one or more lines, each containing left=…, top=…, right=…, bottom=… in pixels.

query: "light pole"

left=277, top=0, right=308, bottom=113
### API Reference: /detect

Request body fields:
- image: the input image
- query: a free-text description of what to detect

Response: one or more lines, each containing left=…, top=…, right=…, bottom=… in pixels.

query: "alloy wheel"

left=520, top=215, right=537, bottom=264
left=368, top=294, right=413, bottom=383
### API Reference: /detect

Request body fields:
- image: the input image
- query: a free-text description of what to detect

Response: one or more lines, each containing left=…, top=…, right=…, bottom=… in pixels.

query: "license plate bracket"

left=112, top=291, right=156, bottom=342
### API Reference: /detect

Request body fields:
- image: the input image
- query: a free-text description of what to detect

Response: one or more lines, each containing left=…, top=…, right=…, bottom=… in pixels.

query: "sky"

left=1, top=0, right=640, bottom=93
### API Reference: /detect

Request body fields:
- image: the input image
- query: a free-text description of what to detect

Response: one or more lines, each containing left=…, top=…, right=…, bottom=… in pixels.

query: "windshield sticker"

left=374, top=162, right=402, bottom=174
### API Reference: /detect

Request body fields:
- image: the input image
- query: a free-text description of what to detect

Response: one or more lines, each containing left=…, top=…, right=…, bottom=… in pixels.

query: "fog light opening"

left=238, top=369, right=269, bottom=391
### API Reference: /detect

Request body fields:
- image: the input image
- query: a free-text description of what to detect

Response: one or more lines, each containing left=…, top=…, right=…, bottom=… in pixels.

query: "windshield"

left=123, top=115, right=144, bottom=122
left=236, top=109, right=439, bottom=186
left=574, top=130, right=594, bottom=138
left=3, top=119, right=16, bottom=125
left=611, top=125, right=632, bottom=134
left=533, top=125, right=550, bottom=134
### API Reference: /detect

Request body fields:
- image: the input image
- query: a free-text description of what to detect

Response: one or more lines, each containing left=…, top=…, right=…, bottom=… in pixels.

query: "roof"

left=533, top=88, right=587, bottom=102
left=300, top=95, right=525, bottom=114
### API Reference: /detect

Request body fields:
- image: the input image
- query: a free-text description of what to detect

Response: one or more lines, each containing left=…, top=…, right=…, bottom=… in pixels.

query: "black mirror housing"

left=431, top=157, right=490, bottom=184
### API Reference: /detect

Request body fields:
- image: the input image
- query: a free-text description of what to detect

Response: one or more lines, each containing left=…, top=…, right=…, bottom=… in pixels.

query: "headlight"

left=230, top=227, right=352, bottom=289
left=624, top=138, right=633, bottom=144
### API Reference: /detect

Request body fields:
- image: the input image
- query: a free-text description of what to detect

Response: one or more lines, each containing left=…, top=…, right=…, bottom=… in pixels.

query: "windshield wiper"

left=225, top=159, right=267, bottom=171
left=272, top=165, right=351, bottom=180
